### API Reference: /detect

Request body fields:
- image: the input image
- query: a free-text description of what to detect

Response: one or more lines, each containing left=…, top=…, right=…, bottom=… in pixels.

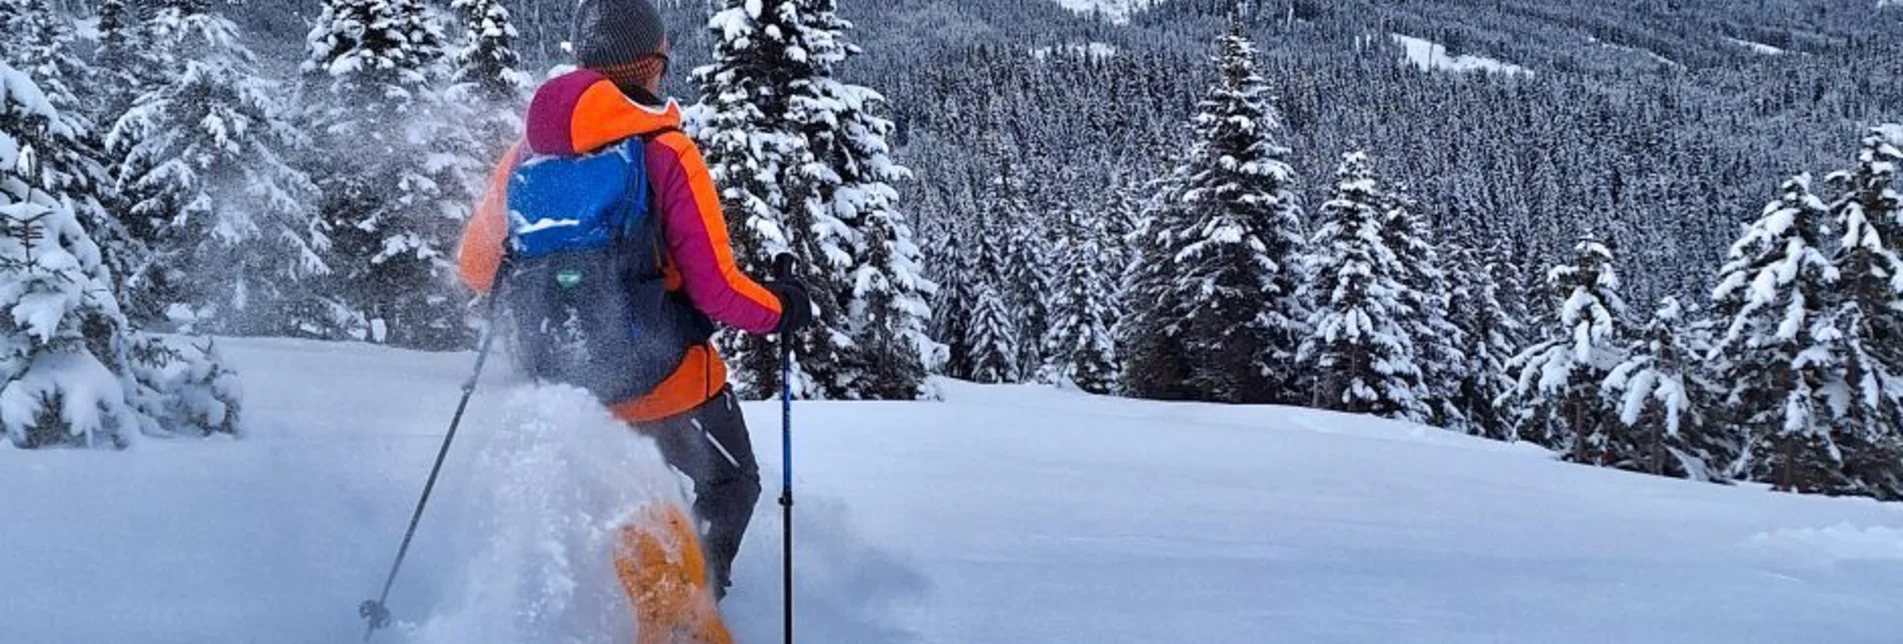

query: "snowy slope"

left=1047, top=0, right=1154, bottom=24
left=1031, top=42, right=1120, bottom=61
left=1391, top=34, right=1533, bottom=76
left=1726, top=37, right=1787, bottom=55
left=4, top=338, right=1903, bottom=643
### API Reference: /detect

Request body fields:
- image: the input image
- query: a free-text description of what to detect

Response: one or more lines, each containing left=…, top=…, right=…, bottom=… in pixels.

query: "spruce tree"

left=93, top=0, right=160, bottom=125
left=1824, top=125, right=1903, bottom=499
left=697, top=0, right=935, bottom=399
left=113, top=2, right=329, bottom=336
left=303, top=0, right=480, bottom=348
left=1120, top=177, right=1196, bottom=400
left=1, top=0, right=142, bottom=306
left=1384, top=185, right=1468, bottom=430
left=1, top=61, right=239, bottom=448
left=450, top=0, right=527, bottom=103
left=1120, top=18, right=1306, bottom=404
left=449, top=0, right=526, bottom=159
left=1604, top=297, right=1723, bottom=478
left=1445, top=235, right=1527, bottom=440
left=1710, top=175, right=1856, bottom=495
left=1507, top=236, right=1631, bottom=460
left=998, top=162, right=1051, bottom=380
left=931, top=188, right=980, bottom=380
left=964, top=209, right=1021, bottom=384
left=1299, top=152, right=1427, bottom=420
left=1040, top=203, right=1120, bottom=394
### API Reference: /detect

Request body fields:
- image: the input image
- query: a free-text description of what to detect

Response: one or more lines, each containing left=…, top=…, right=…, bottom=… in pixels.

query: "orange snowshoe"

left=615, top=503, right=735, bottom=644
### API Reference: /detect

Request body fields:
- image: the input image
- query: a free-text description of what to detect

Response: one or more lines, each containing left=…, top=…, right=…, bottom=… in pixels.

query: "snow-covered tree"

left=1507, top=236, right=1631, bottom=460
left=112, top=3, right=329, bottom=336
left=450, top=0, right=528, bottom=102
left=1, top=62, right=239, bottom=449
left=697, top=0, right=936, bottom=399
left=998, top=163, right=1052, bottom=379
left=1120, top=178, right=1196, bottom=400
left=302, top=0, right=481, bottom=348
left=1823, top=125, right=1903, bottom=499
left=1444, top=235, right=1528, bottom=441
left=1709, top=174, right=1855, bottom=495
left=2, top=61, right=136, bottom=448
left=930, top=183, right=980, bottom=379
left=1383, top=185, right=1468, bottom=430
left=448, top=0, right=527, bottom=162
left=1298, top=152, right=1427, bottom=420
left=1603, top=297, right=1726, bottom=478
left=1121, top=19, right=1307, bottom=404
left=1040, top=203, right=1120, bottom=394
left=93, top=0, right=161, bottom=124
left=1, top=0, right=143, bottom=303
left=963, top=210, right=1020, bottom=384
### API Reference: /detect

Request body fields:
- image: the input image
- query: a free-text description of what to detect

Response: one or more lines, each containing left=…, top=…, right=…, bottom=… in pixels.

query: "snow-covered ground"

left=1048, top=0, right=1154, bottom=24
left=1725, top=37, right=1787, bottom=56
left=5, top=338, right=1903, bottom=643
left=1391, top=34, right=1533, bottom=77
left=1032, top=42, right=1120, bottom=61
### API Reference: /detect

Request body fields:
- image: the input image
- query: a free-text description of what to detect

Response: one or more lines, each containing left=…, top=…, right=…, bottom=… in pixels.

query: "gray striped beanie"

left=573, top=0, right=669, bottom=69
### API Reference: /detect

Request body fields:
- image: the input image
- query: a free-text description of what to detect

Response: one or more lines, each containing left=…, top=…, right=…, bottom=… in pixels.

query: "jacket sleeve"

left=457, top=142, right=519, bottom=294
left=647, top=132, right=785, bottom=335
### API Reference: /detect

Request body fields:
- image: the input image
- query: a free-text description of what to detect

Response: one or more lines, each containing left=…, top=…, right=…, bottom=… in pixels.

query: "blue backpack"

left=500, top=136, right=712, bottom=404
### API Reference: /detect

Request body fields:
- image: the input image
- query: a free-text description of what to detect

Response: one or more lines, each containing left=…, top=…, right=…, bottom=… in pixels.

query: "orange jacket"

left=458, top=71, right=783, bottom=422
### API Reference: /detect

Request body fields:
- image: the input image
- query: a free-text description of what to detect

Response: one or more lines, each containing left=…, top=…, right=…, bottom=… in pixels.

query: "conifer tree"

left=931, top=184, right=981, bottom=380
left=113, top=2, right=328, bottom=335
left=964, top=209, right=1021, bottom=384
left=1823, top=126, right=1903, bottom=499
left=1120, top=180, right=1196, bottom=400
left=1445, top=235, right=1527, bottom=440
left=1710, top=175, right=1856, bottom=495
left=1507, top=236, right=1631, bottom=459
left=2, top=61, right=239, bottom=448
left=998, top=162, right=1051, bottom=379
left=1604, top=297, right=1725, bottom=477
left=302, top=0, right=481, bottom=348
left=1384, top=185, right=1468, bottom=430
left=1040, top=203, right=1120, bottom=394
left=1121, top=18, right=1306, bottom=404
left=93, top=0, right=159, bottom=124
left=1299, top=152, right=1427, bottom=420
left=450, top=0, right=527, bottom=102
left=449, top=0, right=527, bottom=159
left=697, top=0, right=935, bottom=399
left=1, top=0, right=141, bottom=303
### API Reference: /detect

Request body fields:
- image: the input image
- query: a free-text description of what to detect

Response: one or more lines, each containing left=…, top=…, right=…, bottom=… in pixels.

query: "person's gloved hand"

left=765, top=280, right=812, bottom=334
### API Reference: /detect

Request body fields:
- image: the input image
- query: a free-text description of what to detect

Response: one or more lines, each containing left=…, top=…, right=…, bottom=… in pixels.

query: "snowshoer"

left=454, top=0, right=811, bottom=620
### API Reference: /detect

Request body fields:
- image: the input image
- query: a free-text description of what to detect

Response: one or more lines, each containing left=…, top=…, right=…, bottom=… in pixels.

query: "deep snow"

left=3, top=337, right=1902, bottom=643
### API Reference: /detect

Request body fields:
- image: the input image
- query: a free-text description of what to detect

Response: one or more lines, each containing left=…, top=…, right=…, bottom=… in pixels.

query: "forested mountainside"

left=207, top=0, right=1901, bottom=300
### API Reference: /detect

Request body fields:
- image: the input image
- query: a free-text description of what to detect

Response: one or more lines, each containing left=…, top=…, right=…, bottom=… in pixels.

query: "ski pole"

left=360, top=262, right=509, bottom=641
left=773, top=253, right=797, bottom=644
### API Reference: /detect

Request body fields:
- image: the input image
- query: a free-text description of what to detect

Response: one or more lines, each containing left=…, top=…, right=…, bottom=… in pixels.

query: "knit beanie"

left=573, top=0, right=670, bottom=88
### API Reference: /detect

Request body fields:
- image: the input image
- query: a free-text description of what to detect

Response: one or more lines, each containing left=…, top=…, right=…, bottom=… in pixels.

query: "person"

left=454, top=0, right=811, bottom=599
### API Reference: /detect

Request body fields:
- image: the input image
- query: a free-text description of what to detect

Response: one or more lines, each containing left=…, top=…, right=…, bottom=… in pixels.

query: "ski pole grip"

left=773, top=253, right=798, bottom=283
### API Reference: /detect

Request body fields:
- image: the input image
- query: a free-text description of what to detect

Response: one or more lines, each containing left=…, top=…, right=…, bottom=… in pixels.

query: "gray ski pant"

left=636, top=386, right=762, bottom=598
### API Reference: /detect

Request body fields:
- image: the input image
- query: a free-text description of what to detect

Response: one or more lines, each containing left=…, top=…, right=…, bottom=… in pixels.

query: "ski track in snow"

left=2, top=337, right=1903, bottom=643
